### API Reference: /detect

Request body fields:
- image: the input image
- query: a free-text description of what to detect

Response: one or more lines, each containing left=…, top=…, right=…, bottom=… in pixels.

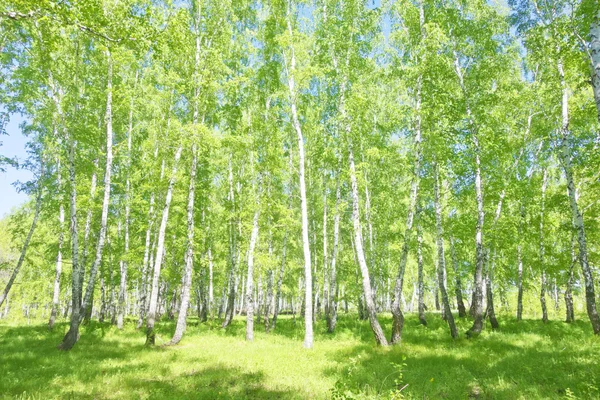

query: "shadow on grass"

left=1, top=313, right=599, bottom=399
left=322, top=313, right=600, bottom=399
left=0, top=321, right=298, bottom=399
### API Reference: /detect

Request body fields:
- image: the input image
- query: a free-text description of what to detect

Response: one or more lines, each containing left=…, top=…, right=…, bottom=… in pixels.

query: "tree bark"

left=285, top=8, right=313, bottom=349
left=391, top=84, right=422, bottom=343
left=167, top=146, right=197, bottom=345
left=557, top=59, right=600, bottom=334
left=246, top=206, right=260, bottom=341
left=327, top=177, right=341, bottom=333
left=454, top=53, right=486, bottom=337
left=60, top=50, right=114, bottom=350
left=590, top=10, right=600, bottom=123
left=516, top=204, right=524, bottom=322
left=565, top=236, right=576, bottom=323
left=145, top=144, right=183, bottom=345
left=417, top=208, right=426, bottom=326
left=450, top=238, right=467, bottom=318
left=117, top=71, right=137, bottom=330
left=348, top=141, right=388, bottom=346
left=539, top=169, right=548, bottom=324
left=222, top=158, right=238, bottom=328
left=433, top=162, right=458, bottom=338
left=81, top=157, right=99, bottom=325
left=49, top=159, right=64, bottom=329
left=485, top=249, right=499, bottom=329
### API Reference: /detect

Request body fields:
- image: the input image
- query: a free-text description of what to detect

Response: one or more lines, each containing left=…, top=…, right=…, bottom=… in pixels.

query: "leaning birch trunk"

left=81, top=158, right=98, bottom=325
left=539, top=169, right=548, bottom=323
left=327, top=177, right=341, bottom=333
left=565, top=235, right=576, bottom=323
left=222, top=158, right=238, bottom=328
left=60, top=50, right=114, bottom=350
left=207, top=246, right=214, bottom=317
left=417, top=208, right=426, bottom=327
left=391, top=1, right=425, bottom=344
left=145, top=144, right=183, bottom=345
left=0, top=185, right=43, bottom=308
left=516, top=204, right=524, bottom=322
left=454, top=53, right=486, bottom=337
left=117, top=72, right=137, bottom=330
left=348, top=141, right=388, bottom=346
left=450, top=238, right=467, bottom=317
left=392, top=78, right=422, bottom=342
left=433, top=162, right=458, bottom=338
left=49, top=159, right=64, bottom=329
left=557, top=59, right=600, bottom=334
left=246, top=206, right=260, bottom=342
left=59, top=133, right=81, bottom=348
left=285, top=7, right=313, bottom=349
left=590, top=10, right=600, bottom=123
left=485, top=249, right=499, bottom=329
left=167, top=146, right=197, bottom=345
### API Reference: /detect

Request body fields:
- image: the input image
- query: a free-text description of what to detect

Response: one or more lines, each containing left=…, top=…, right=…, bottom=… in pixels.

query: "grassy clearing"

left=1, top=313, right=599, bottom=399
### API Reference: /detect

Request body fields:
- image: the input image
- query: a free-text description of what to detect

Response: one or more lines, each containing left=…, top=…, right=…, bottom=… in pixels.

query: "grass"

left=0, top=313, right=599, bottom=399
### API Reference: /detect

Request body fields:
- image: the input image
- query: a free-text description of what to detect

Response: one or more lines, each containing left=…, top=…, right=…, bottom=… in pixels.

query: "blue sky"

left=0, top=113, right=33, bottom=217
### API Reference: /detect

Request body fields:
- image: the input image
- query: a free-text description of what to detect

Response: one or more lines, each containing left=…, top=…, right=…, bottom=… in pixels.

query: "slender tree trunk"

left=58, top=133, right=80, bottom=348
left=207, top=246, right=214, bottom=317
left=327, top=178, right=341, bottom=333
left=557, top=59, right=600, bottom=334
left=60, top=51, right=114, bottom=350
left=117, top=72, right=136, bottom=330
left=348, top=142, right=388, bottom=346
left=486, top=249, right=499, bottom=329
left=450, top=238, right=467, bottom=318
left=82, top=158, right=99, bottom=325
left=257, top=273, right=264, bottom=323
left=286, top=10, right=313, bottom=349
left=222, top=158, right=238, bottom=328
left=454, top=53, right=486, bottom=337
left=517, top=204, right=524, bottom=322
left=322, top=175, right=329, bottom=319
left=0, top=187, right=43, bottom=308
left=590, top=10, right=600, bottom=123
left=565, top=236, right=576, bottom=323
left=540, top=169, right=548, bottom=324
left=246, top=206, right=260, bottom=342
left=167, top=146, right=197, bottom=345
left=433, top=162, right=458, bottom=338
left=49, top=160, right=64, bottom=329
left=417, top=208, right=426, bottom=326
left=391, top=94, right=421, bottom=343
left=145, top=144, right=183, bottom=345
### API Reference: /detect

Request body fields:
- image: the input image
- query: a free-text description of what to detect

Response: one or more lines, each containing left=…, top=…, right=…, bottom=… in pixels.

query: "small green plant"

left=564, top=387, right=577, bottom=400
left=330, top=355, right=363, bottom=400
left=388, top=357, right=408, bottom=400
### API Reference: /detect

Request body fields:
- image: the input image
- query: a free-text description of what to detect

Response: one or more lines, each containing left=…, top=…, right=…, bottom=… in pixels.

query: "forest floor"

left=1, top=313, right=599, bottom=399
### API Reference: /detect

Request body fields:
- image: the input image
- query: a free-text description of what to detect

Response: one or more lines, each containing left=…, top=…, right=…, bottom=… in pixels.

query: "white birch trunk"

left=168, top=145, right=197, bottom=345
left=285, top=7, right=313, bottom=348
left=557, top=59, right=600, bottom=334
left=49, top=158, right=64, bottom=329
left=145, top=144, right=183, bottom=345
